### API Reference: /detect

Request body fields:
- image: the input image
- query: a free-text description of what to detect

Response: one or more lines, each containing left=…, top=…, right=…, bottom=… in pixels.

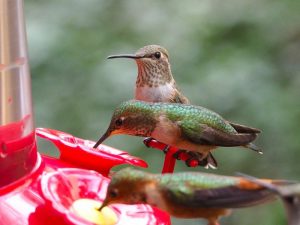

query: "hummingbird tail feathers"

left=206, top=152, right=218, bottom=169
left=238, top=173, right=300, bottom=225
left=244, top=143, right=263, bottom=154
left=200, top=153, right=218, bottom=169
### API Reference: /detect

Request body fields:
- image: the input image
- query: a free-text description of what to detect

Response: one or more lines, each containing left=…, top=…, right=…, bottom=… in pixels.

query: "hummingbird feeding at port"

left=99, top=167, right=285, bottom=225
left=93, top=100, right=262, bottom=163
left=106, top=45, right=217, bottom=168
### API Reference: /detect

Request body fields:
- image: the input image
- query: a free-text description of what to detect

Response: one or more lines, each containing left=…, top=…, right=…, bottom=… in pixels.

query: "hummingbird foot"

left=143, top=137, right=154, bottom=148
left=173, top=151, right=218, bottom=169
left=186, top=151, right=204, bottom=168
left=143, top=137, right=171, bottom=154
left=173, top=150, right=202, bottom=167
left=162, top=145, right=170, bottom=154
left=172, top=149, right=188, bottom=160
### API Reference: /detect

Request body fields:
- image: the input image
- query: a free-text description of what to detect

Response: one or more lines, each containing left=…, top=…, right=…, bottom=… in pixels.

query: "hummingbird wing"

left=180, top=122, right=258, bottom=147
left=170, top=88, right=190, bottom=104
left=164, top=185, right=274, bottom=208
left=238, top=173, right=300, bottom=225
left=158, top=173, right=275, bottom=208
left=229, top=122, right=261, bottom=134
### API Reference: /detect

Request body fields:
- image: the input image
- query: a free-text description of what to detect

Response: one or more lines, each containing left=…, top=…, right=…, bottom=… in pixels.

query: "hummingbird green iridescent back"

left=113, top=100, right=236, bottom=134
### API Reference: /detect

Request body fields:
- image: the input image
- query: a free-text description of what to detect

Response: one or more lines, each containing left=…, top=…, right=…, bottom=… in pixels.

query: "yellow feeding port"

left=71, top=198, right=118, bottom=225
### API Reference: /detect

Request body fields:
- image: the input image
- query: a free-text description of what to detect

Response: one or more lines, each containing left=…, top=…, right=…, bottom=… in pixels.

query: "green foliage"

left=25, top=1, right=300, bottom=224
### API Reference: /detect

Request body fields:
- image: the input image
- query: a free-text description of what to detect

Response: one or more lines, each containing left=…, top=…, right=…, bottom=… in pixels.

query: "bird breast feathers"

left=151, top=114, right=181, bottom=145
left=135, top=83, right=175, bottom=102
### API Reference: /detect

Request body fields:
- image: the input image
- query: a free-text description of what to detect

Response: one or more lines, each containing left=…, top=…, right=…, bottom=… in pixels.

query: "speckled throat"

left=136, top=60, right=174, bottom=88
left=128, top=114, right=157, bottom=137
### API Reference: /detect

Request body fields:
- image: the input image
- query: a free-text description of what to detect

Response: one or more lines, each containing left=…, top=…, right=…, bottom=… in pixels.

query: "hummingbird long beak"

left=93, top=130, right=111, bottom=149
left=98, top=199, right=108, bottom=211
left=107, top=54, right=144, bottom=59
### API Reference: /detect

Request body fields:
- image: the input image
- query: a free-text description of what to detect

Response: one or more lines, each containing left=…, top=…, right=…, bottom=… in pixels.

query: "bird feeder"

left=0, top=0, right=170, bottom=224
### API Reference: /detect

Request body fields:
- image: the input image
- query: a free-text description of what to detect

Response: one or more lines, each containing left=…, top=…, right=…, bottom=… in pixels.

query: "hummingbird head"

left=107, top=45, right=173, bottom=87
left=93, top=100, right=157, bottom=148
left=99, top=168, right=155, bottom=211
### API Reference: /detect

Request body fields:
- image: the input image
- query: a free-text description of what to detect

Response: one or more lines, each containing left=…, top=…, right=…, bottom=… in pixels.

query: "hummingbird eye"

left=109, top=189, right=118, bottom=198
left=154, top=52, right=161, bottom=59
left=115, top=118, right=124, bottom=127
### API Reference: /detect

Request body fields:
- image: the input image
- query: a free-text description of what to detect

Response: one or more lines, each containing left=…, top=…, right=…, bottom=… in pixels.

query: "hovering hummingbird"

left=99, top=168, right=282, bottom=225
left=107, top=45, right=213, bottom=168
left=93, top=100, right=262, bottom=162
left=240, top=173, right=300, bottom=225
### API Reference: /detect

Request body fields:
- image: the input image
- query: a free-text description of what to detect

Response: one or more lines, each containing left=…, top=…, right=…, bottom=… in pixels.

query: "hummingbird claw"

left=185, top=152, right=201, bottom=167
left=162, top=145, right=170, bottom=154
left=143, top=137, right=154, bottom=148
left=185, top=157, right=199, bottom=167
left=183, top=152, right=218, bottom=169
left=172, top=150, right=209, bottom=168
left=172, top=150, right=187, bottom=160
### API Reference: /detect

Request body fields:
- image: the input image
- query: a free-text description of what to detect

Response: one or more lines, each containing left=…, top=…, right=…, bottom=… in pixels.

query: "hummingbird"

left=107, top=45, right=215, bottom=168
left=99, top=167, right=283, bottom=225
left=93, top=100, right=262, bottom=163
left=107, top=45, right=189, bottom=104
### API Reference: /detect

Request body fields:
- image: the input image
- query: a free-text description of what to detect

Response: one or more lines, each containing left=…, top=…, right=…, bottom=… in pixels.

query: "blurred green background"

left=25, top=1, right=299, bottom=224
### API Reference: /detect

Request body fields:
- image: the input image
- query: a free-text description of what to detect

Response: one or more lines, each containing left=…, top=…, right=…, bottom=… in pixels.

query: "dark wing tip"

left=199, top=126, right=258, bottom=147
left=166, top=186, right=274, bottom=208
left=229, top=122, right=261, bottom=134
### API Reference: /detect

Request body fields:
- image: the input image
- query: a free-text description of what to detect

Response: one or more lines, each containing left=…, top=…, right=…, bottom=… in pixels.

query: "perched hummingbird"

left=93, top=100, right=262, bottom=163
left=99, top=168, right=282, bottom=225
left=107, top=45, right=189, bottom=104
left=240, top=173, right=300, bottom=225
